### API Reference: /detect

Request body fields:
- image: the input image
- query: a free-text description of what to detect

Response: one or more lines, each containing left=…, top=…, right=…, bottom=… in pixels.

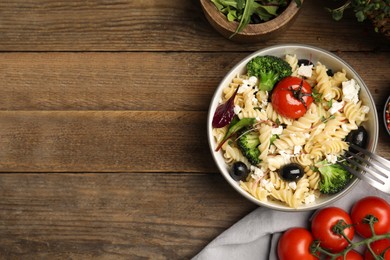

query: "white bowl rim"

left=207, top=43, right=379, bottom=211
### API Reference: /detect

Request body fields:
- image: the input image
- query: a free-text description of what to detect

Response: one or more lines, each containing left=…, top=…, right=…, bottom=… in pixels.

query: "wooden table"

left=0, top=0, right=389, bottom=259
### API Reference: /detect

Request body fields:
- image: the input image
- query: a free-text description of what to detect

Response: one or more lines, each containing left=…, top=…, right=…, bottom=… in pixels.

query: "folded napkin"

left=193, top=180, right=390, bottom=260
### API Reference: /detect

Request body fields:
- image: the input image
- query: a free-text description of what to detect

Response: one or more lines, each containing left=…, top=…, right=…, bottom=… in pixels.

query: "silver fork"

left=338, top=143, right=390, bottom=194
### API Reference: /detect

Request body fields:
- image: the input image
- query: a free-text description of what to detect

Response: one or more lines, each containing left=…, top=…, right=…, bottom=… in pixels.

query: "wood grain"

left=0, top=52, right=389, bottom=111
left=0, top=111, right=215, bottom=173
left=0, top=0, right=388, bottom=51
left=0, top=110, right=389, bottom=173
left=0, top=172, right=256, bottom=259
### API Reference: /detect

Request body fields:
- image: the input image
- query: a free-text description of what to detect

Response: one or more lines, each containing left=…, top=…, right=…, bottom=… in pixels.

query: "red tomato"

left=332, top=250, right=363, bottom=260
left=364, top=238, right=390, bottom=260
left=311, top=207, right=355, bottom=252
left=350, top=196, right=390, bottom=238
left=271, top=76, right=313, bottom=119
left=277, top=227, right=318, bottom=260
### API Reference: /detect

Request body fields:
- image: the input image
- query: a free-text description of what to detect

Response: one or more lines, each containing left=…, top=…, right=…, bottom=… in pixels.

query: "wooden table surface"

left=0, top=0, right=389, bottom=259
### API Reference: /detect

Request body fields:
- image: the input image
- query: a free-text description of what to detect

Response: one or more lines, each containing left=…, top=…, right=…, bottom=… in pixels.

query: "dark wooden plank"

left=0, top=172, right=256, bottom=259
left=0, top=52, right=389, bottom=111
left=0, top=110, right=389, bottom=173
left=0, top=111, right=216, bottom=173
left=0, top=0, right=388, bottom=51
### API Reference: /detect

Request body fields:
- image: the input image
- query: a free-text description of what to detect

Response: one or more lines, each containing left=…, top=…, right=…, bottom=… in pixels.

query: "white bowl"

left=207, top=44, right=379, bottom=211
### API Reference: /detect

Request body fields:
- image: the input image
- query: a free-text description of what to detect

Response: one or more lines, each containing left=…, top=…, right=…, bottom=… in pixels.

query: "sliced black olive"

left=230, top=161, right=249, bottom=181
left=346, top=126, right=368, bottom=152
left=298, top=59, right=313, bottom=66
left=279, top=163, right=304, bottom=182
left=326, top=69, right=334, bottom=77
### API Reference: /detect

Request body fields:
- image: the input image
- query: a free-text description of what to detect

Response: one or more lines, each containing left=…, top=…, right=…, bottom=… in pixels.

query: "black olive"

left=346, top=126, right=368, bottom=152
left=298, top=59, right=313, bottom=67
left=230, top=162, right=249, bottom=181
left=326, top=69, right=334, bottom=77
left=279, top=163, right=304, bottom=182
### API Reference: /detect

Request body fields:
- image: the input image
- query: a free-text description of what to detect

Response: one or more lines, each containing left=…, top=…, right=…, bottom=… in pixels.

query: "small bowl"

left=207, top=44, right=379, bottom=211
left=200, top=0, right=303, bottom=42
left=384, top=96, right=390, bottom=136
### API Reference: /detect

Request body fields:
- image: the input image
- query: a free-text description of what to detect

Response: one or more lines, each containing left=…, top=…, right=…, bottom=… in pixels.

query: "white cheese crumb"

left=250, top=166, right=264, bottom=180
left=237, top=84, right=251, bottom=94
left=342, top=124, right=349, bottom=132
left=329, top=100, right=345, bottom=114
left=342, top=79, right=360, bottom=104
left=297, top=64, right=313, bottom=78
left=247, top=76, right=258, bottom=86
left=271, top=126, right=283, bottom=135
left=326, top=154, right=338, bottom=164
left=361, top=105, right=370, bottom=114
left=261, top=179, right=274, bottom=192
left=304, top=133, right=311, bottom=139
left=294, top=145, right=302, bottom=155
left=233, top=105, right=242, bottom=115
left=305, top=194, right=316, bottom=204
left=289, top=181, right=297, bottom=190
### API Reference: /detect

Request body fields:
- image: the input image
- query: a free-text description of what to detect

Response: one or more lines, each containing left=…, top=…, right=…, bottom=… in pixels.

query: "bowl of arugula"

left=200, top=0, right=303, bottom=42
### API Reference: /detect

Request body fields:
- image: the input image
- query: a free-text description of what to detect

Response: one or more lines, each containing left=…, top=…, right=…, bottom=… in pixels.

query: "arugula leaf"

left=215, top=117, right=256, bottom=151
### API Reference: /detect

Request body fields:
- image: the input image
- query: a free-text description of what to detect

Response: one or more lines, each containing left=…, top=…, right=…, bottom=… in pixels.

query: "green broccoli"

left=317, top=161, right=353, bottom=194
left=246, top=55, right=292, bottom=91
left=237, top=128, right=261, bottom=165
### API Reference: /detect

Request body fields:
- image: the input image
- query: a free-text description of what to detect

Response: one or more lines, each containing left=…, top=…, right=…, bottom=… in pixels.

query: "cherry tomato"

left=277, top=227, right=318, bottom=260
left=271, top=76, right=313, bottom=119
left=350, top=196, right=390, bottom=238
left=364, top=238, right=390, bottom=260
left=331, top=250, right=363, bottom=260
left=311, top=207, right=355, bottom=252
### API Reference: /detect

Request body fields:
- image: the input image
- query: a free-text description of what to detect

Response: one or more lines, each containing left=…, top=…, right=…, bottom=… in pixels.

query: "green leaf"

left=355, top=10, right=366, bottom=22
left=231, top=0, right=256, bottom=38
left=215, top=117, right=256, bottom=151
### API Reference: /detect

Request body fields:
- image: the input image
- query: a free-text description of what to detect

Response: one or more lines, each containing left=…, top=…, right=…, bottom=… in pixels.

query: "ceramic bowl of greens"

left=207, top=44, right=378, bottom=211
left=200, top=0, right=304, bottom=42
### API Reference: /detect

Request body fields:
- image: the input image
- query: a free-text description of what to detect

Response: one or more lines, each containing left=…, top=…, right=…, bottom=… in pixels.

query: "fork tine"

left=349, top=144, right=390, bottom=170
left=339, top=154, right=387, bottom=185
left=344, top=150, right=389, bottom=179
left=337, top=161, right=387, bottom=193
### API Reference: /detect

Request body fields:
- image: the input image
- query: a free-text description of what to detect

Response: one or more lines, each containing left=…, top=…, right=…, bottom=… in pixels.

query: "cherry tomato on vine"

left=364, top=238, right=390, bottom=260
left=350, top=196, right=390, bottom=238
left=330, top=250, right=363, bottom=260
left=277, top=227, right=318, bottom=260
left=311, top=207, right=355, bottom=253
left=271, top=76, right=313, bottom=119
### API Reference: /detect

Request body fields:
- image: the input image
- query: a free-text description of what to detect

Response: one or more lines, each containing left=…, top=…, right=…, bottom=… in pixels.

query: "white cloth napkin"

left=193, top=180, right=390, bottom=260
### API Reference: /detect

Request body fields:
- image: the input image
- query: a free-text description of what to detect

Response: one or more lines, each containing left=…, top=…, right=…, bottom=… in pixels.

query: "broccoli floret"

left=317, top=161, right=353, bottom=194
left=246, top=55, right=292, bottom=91
left=237, top=128, right=261, bottom=165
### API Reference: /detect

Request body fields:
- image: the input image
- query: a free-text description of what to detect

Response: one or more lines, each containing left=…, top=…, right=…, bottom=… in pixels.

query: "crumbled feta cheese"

left=304, top=194, right=316, bottom=204
left=304, top=133, right=311, bottom=139
left=261, top=179, right=274, bottom=192
left=250, top=166, right=264, bottom=180
left=289, top=181, right=297, bottom=190
left=294, top=145, right=302, bottom=155
left=271, top=126, right=283, bottom=135
left=342, top=79, right=360, bottom=104
left=234, top=105, right=242, bottom=115
left=361, top=105, right=370, bottom=114
left=297, top=64, right=313, bottom=78
left=279, top=150, right=292, bottom=163
left=342, top=124, right=349, bottom=132
left=329, top=100, right=345, bottom=114
left=237, top=84, right=251, bottom=94
left=246, top=76, right=258, bottom=86
left=252, top=96, right=259, bottom=106
left=326, top=154, right=338, bottom=164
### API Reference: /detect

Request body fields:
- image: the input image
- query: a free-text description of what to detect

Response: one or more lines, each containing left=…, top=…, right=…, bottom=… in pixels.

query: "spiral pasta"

left=212, top=54, right=370, bottom=209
